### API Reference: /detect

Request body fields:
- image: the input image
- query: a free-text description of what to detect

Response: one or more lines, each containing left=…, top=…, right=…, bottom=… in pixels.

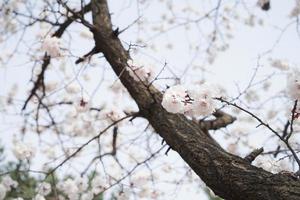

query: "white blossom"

left=161, top=85, right=188, bottom=114
left=36, top=182, right=51, bottom=196
left=244, top=15, right=255, bottom=26
left=132, top=174, right=148, bottom=186
left=75, top=98, right=90, bottom=113
left=76, top=177, right=88, bottom=192
left=91, top=176, right=106, bottom=195
left=127, top=60, right=154, bottom=82
left=102, top=106, right=126, bottom=123
left=66, top=84, right=81, bottom=94
left=12, top=140, right=35, bottom=160
left=41, top=36, right=62, bottom=57
left=138, top=188, right=151, bottom=198
left=114, top=188, right=130, bottom=200
left=286, top=68, right=300, bottom=101
left=254, top=156, right=280, bottom=173
left=162, top=84, right=216, bottom=116
left=81, top=191, right=94, bottom=200
left=42, top=147, right=56, bottom=159
left=185, top=85, right=216, bottom=117
left=290, top=1, right=300, bottom=17
left=33, top=194, right=46, bottom=200
left=1, top=175, right=18, bottom=191
left=0, top=184, right=6, bottom=200
left=59, top=179, right=79, bottom=200
left=80, top=30, right=93, bottom=39
left=270, top=59, right=289, bottom=71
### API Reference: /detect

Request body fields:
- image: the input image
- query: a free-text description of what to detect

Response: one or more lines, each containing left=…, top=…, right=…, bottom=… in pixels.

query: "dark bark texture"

left=90, top=0, right=300, bottom=199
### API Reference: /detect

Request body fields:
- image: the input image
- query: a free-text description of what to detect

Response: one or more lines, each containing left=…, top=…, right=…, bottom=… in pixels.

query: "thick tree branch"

left=90, top=0, right=300, bottom=199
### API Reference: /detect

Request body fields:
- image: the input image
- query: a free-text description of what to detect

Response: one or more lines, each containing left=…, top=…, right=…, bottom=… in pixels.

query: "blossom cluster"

left=270, top=59, right=289, bottom=71
left=0, top=175, right=18, bottom=200
left=126, top=60, right=154, bottom=82
left=41, top=36, right=62, bottom=57
left=12, top=140, right=35, bottom=160
left=286, top=68, right=300, bottom=101
left=0, top=175, right=109, bottom=200
left=161, top=84, right=216, bottom=117
left=290, top=0, right=300, bottom=17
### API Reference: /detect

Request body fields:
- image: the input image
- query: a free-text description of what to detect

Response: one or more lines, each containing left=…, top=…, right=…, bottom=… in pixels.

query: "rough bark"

left=90, top=0, right=300, bottom=199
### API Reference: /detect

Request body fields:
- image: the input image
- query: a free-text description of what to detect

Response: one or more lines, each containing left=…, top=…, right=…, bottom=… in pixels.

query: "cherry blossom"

left=75, top=98, right=90, bottom=113
left=270, top=59, right=290, bottom=71
left=33, top=194, right=46, bottom=200
left=36, top=182, right=51, bottom=196
left=81, top=191, right=94, bottom=200
left=286, top=68, right=300, bottom=101
left=76, top=177, right=88, bottom=192
left=41, top=36, right=62, bottom=57
left=91, top=176, right=107, bottom=195
left=127, top=59, right=155, bottom=82
left=1, top=176, right=18, bottom=191
left=162, top=84, right=216, bottom=116
left=161, top=85, right=188, bottom=114
left=114, top=189, right=130, bottom=200
left=185, top=85, right=216, bottom=117
left=102, top=106, right=126, bottom=124
left=290, top=0, right=300, bottom=17
left=12, top=140, right=35, bottom=160
left=0, top=184, right=6, bottom=200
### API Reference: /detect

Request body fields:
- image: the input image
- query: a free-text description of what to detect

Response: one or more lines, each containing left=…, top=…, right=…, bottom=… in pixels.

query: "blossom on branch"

left=12, top=140, right=35, bottom=160
left=186, top=85, right=216, bottom=117
left=270, top=59, right=289, bottom=71
left=41, top=36, right=62, bottom=57
left=162, top=84, right=216, bottom=117
left=36, top=182, right=51, bottom=196
left=161, top=85, right=188, bottom=114
left=286, top=68, right=300, bottom=101
left=127, top=59, right=155, bottom=82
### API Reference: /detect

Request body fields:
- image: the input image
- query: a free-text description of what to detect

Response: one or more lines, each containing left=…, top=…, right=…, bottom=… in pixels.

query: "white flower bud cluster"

left=161, top=84, right=216, bottom=117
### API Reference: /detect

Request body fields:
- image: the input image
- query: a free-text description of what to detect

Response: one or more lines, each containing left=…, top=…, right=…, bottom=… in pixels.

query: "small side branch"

left=244, top=148, right=264, bottom=163
left=217, top=97, right=300, bottom=172
left=22, top=3, right=92, bottom=111
left=75, top=47, right=100, bottom=64
left=199, top=110, right=236, bottom=130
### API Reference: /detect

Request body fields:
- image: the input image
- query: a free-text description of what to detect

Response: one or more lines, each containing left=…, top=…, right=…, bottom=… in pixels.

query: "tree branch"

left=22, top=2, right=92, bottom=111
left=199, top=110, right=236, bottom=130
left=244, top=147, right=264, bottom=163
